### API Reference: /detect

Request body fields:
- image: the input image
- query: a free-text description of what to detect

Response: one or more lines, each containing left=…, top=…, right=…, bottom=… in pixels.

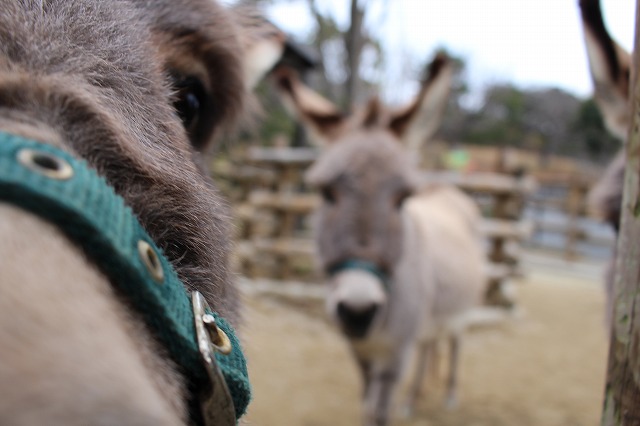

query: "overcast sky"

left=261, top=0, right=636, bottom=105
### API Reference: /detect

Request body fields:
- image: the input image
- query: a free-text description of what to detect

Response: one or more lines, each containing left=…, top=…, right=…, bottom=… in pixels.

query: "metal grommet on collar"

left=137, top=240, right=164, bottom=283
left=17, top=148, right=74, bottom=180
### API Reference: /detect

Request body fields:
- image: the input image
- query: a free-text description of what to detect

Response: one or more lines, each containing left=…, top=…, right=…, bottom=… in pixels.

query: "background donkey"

left=578, top=0, right=632, bottom=327
left=274, top=54, right=487, bottom=426
left=0, top=1, right=283, bottom=424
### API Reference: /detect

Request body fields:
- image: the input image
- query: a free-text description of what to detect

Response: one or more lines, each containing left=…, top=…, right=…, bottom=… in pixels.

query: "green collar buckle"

left=0, top=131, right=250, bottom=425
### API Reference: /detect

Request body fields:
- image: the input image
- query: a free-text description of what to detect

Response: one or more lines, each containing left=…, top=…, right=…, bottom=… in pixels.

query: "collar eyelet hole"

left=17, top=149, right=74, bottom=180
left=138, top=240, right=164, bottom=283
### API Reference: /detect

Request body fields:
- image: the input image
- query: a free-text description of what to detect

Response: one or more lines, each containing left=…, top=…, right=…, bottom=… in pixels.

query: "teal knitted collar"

left=327, top=259, right=391, bottom=292
left=0, top=131, right=250, bottom=425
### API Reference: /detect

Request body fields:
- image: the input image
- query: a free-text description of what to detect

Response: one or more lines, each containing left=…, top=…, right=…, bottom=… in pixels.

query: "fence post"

left=602, top=3, right=640, bottom=424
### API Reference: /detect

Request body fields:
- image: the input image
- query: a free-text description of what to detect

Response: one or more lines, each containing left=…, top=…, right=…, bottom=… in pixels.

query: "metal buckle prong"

left=192, top=291, right=236, bottom=426
left=202, top=313, right=232, bottom=355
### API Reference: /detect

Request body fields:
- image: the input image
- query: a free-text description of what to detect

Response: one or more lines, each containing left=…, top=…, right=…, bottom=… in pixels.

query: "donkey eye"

left=173, top=76, right=207, bottom=135
left=321, top=185, right=337, bottom=204
left=394, top=189, right=412, bottom=209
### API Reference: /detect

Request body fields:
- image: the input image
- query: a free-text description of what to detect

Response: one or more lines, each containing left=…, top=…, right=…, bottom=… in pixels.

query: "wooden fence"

left=525, top=171, right=615, bottom=260
left=420, top=142, right=614, bottom=260
left=216, top=146, right=537, bottom=308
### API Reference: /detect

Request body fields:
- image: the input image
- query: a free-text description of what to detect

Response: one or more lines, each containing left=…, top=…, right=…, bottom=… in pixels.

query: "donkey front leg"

left=362, top=348, right=411, bottom=426
left=357, top=358, right=373, bottom=398
left=363, top=367, right=399, bottom=426
left=404, top=340, right=436, bottom=417
left=445, top=334, right=461, bottom=409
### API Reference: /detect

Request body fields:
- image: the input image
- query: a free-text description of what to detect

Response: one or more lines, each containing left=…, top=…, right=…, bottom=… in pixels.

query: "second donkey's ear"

left=388, top=52, right=453, bottom=153
left=579, top=0, right=631, bottom=141
left=232, top=5, right=288, bottom=90
left=273, top=67, right=347, bottom=146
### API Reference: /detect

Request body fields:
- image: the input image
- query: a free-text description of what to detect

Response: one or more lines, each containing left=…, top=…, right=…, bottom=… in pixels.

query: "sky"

left=260, top=0, right=636, bottom=105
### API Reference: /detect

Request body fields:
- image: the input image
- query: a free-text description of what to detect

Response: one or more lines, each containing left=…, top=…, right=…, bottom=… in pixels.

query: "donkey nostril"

left=336, top=302, right=379, bottom=339
left=357, top=234, right=370, bottom=248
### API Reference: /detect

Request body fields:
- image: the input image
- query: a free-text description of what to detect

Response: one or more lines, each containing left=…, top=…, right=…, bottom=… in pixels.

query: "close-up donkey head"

left=0, top=1, right=284, bottom=424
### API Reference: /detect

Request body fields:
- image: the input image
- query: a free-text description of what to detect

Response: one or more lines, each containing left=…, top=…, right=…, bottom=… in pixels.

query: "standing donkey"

left=578, top=0, right=632, bottom=326
left=0, top=1, right=284, bottom=425
left=274, top=54, right=487, bottom=425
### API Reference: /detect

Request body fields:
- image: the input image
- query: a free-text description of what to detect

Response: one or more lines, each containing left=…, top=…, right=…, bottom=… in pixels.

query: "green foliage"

left=570, top=98, right=621, bottom=160
left=439, top=78, right=619, bottom=163
left=468, top=85, right=527, bottom=146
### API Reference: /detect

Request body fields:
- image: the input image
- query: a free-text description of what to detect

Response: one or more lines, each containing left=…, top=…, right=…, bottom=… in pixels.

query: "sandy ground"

left=240, top=258, right=609, bottom=426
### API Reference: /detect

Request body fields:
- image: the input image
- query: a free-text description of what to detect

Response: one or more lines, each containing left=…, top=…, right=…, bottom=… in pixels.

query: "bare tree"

left=251, top=0, right=383, bottom=108
left=344, top=0, right=366, bottom=108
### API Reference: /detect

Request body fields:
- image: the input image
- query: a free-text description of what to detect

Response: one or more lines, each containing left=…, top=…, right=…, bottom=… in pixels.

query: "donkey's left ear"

left=389, top=52, right=454, bottom=153
left=272, top=66, right=347, bottom=146
left=232, top=5, right=287, bottom=90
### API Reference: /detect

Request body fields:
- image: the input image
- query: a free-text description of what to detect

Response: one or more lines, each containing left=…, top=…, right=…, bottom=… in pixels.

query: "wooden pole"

left=565, top=178, right=583, bottom=261
left=602, top=2, right=640, bottom=424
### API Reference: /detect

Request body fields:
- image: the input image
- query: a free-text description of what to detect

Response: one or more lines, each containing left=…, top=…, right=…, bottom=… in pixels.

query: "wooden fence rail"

left=526, top=172, right=614, bottom=260
left=218, top=146, right=538, bottom=308
left=218, top=146, right=614, bottom=262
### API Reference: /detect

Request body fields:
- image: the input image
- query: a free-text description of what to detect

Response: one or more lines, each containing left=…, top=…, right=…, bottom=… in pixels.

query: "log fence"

left=218, top=146, right=537, bottom=308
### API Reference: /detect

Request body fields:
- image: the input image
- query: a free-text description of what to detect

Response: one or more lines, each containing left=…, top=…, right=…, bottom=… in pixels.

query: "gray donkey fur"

left=578, top=0, right=632, bottom=327
left=0, top=1, right=284, bottom=424
left=275, top=54, right=487, bottom=426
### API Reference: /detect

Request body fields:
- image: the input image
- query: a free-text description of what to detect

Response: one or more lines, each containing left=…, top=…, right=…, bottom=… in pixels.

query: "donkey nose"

left=336, top=302, right=379, bottom=339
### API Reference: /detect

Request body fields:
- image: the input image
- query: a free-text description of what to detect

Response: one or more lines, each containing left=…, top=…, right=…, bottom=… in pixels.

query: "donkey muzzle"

left=327, top=268, right=387, bottom=339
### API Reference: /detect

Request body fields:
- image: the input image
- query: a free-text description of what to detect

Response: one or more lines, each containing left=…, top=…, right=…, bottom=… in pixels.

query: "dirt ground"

left=240, top=260, right=608, bottom=426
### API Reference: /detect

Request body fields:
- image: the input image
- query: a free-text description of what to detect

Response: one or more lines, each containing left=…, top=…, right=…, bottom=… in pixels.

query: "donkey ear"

left=232, top=5, right=287, bottom=89
left=579, top=0, right=632, bottom=141
left=273, top=66, right=347, bottom=145
left=388, top=52, right=454, bottom=152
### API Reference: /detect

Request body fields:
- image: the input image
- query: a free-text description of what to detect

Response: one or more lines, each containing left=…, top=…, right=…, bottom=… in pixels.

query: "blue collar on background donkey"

left=328, top=259, right=391, bottom=293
